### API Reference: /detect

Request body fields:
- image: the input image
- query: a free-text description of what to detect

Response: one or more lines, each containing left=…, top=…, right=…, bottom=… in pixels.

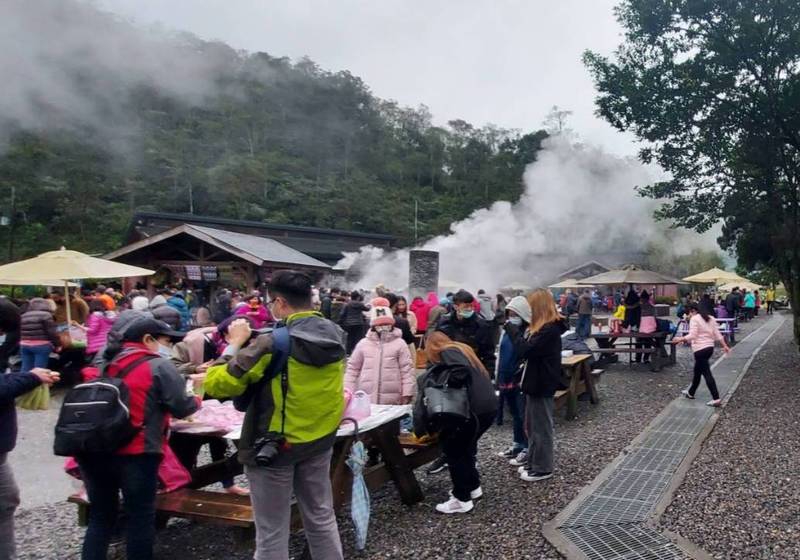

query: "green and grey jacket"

left=204, top=311, right=346, bottom=467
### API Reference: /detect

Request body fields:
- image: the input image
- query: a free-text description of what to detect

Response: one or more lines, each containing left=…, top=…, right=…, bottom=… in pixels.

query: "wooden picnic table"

left=557, top=354, right=599, bottom=420
left=590, top=331, right=676, bottom=371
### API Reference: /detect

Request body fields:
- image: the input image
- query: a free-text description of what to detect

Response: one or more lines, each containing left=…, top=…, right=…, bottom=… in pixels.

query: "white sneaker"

left=681, top=389, right=695, bottom=400
left=520, top=471, right=553, bottom=482
left=706, top=399, right=722, bottom=407
left=449, top=487, right=483, bottom=500
left=509, top=450, right=528, bottom=467
left=517, top=465, right=528, bottom=475
left=435, top=496, right=474, bottom=514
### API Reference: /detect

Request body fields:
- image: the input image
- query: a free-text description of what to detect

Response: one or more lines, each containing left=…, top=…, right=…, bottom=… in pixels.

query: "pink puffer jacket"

left=344, top=328, right=415, bottom=405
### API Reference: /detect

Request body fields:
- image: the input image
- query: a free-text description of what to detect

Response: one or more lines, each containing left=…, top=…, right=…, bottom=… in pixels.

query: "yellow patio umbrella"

left=717, top=280, right=763, bottom=293
left=682, top=267, right=745, bottom=285
left=0, top=248, right=154, bottom=323
left=0, top=279, right=79, bottom=287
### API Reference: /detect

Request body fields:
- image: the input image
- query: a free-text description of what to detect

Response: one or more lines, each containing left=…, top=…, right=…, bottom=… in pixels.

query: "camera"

left=253, top=432, right=286, bottom=467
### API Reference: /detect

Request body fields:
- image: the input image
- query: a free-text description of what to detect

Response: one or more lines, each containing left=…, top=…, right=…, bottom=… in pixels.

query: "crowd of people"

left=0, top=273, right=778, bottom=559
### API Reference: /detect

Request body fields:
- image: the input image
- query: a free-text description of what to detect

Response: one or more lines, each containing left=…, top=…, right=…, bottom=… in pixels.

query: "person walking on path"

left=576, top=289, right=593, bottom=339
left=1, top=367, right=59, bottom=559
left=766, top=286, right=777, bottom=315
left=509, top=288, right=567, bottom=482
left=338, top=291, right=369, bottom=355
left=671, top=302, right=731, bottom=407
left=414, top=331, right=496, bottom=514
left=204, top=271, right=346, bottom=560
left=495, top=296, right=531, bottom=466
left=344, top=298, right=414, bottom=405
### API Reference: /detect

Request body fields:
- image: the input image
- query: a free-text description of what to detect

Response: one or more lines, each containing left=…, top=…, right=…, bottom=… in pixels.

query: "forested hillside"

left=0, top=8, right=548, bottom=260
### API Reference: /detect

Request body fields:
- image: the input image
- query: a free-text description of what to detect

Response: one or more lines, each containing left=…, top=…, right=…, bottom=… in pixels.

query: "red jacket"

left=409, top=299, right=430, bottom=332
left=107, top=343, right=200, bottom=455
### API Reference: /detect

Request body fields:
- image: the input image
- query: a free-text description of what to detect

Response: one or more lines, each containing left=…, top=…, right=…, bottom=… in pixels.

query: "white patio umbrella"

left=0, top=248, right=154, bottom=323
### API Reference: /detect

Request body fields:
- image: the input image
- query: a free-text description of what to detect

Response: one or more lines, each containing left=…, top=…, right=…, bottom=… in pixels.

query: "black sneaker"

left=427, top=457, right=448, bottom=475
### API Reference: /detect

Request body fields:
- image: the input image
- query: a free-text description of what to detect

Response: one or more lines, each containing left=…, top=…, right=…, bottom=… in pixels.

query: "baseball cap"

left=122, top=317, right=185, bottom=343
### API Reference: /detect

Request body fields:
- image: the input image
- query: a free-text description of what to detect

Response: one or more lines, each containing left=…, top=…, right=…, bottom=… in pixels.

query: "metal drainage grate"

left=649, top=410, right=710, bottom=436
left=562, top=495, right=654, bottom=527
left=594, top=468, right=672, bottom=504
left=560, top=523, right=687, bottom=560
left=637, top=429, right=696, bottom=454
left=619, top=447, right=685, bottom=474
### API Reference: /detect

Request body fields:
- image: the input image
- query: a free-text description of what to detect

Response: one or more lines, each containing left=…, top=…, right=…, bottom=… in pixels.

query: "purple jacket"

left=344, top=328, right=415, bottom=405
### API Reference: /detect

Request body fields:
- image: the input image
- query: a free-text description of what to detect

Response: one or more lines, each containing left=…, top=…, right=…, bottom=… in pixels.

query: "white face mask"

left=374, top=325, right=392, bottom=333
left=157, top=344, right=172, bottom=358
left=508, top=316, right=523, bottom=326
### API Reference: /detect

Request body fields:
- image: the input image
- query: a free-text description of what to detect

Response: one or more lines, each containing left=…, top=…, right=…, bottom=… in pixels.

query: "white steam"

left=0, top=0, right=236, bottom=151
left=339, top=136, right=720, bottom=293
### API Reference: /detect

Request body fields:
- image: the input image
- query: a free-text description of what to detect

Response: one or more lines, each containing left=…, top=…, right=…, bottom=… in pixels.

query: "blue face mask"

left=157, top=344, right=172, bottom=359
left=458, top=309, right=474, bottom=319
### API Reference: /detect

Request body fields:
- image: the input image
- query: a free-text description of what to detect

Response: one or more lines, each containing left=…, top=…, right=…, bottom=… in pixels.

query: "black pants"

left=343, top=325, right=366, bottom=355
left=688, top=346, right=719, bottom=400
left=440, top=412, right=494, bottom=502
left=169, top=433, right=233, bottom=487
left=634, top=339, right=652, bottom=363
left=767, top=301, right=774, bottom=314
left=78, top=454, right=160, bottom=560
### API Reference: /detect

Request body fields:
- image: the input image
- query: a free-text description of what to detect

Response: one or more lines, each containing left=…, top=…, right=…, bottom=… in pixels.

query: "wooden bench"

left=68, top=488, right=254, bottom=529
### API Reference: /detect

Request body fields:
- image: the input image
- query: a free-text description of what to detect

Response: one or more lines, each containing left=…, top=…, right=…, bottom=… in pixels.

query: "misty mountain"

left=0, top=0, right=548, bottom=260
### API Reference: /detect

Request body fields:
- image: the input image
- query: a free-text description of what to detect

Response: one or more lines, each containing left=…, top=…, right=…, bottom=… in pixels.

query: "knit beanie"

left=131, top=296, right=150, bottom=311
left=506, top=295, right=532, bottom=324
left=368, top=297, right=395, bottom=327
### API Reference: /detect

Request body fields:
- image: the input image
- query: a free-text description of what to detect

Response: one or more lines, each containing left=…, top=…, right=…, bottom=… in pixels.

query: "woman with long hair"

left=414, top=331, right=496, bottom=514
left=671, top=302, right=731, bottom=406
left=510, top=289, right=567, bottom=482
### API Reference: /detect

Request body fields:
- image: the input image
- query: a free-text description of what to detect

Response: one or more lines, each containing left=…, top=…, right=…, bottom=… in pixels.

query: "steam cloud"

left=0, top=0, right=235, bottom=152
left=338, top=136, right=720, bottom=293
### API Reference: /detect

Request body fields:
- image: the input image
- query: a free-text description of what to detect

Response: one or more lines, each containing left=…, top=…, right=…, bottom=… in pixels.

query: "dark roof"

left=105, top=224, right=331, bottom=270
left=127, top=212, right=394, bottom=242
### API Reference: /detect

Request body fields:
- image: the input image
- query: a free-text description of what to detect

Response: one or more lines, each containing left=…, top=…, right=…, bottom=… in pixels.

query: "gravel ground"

left=13, top=317, right=766, bottom=560
left=660, top=314, right=799, bottom=560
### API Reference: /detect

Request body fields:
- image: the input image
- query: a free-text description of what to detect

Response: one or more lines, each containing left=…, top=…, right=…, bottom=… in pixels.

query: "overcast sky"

left=97, top=0, right=637, bottom=154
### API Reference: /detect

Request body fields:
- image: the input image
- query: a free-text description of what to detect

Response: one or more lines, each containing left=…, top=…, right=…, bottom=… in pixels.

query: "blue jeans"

left=78, top=454, right=161, bottom=560
left=20, top=343, right=52, bottom=373
left=498, top=388, right=527, bottom=450
left=577, top=314, right=592, bottom=339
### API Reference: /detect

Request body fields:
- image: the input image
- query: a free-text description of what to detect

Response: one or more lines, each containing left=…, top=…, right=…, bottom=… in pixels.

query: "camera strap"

left=279, top=358, right=289, bottom=435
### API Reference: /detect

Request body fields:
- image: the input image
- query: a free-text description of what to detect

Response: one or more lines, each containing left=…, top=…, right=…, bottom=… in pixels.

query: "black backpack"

left=54, top=354, right=157, bottom=457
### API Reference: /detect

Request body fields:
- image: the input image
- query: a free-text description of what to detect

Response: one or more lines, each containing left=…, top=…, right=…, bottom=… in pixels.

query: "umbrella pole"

left=64, top=280, right=72, bottom=325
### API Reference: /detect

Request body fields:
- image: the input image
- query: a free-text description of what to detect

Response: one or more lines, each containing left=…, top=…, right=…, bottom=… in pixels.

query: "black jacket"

left=20, top=298, right=59, bottom=346
left=513, top=320, right=567, bottom=398
left=435, top=311, right=496, bottom=372
left=0, top=371, right=41, bottom=453
left=394, top=316, right=416, bottom=345
left=725, top=292, right=740, bottom=315
left=413, top=347, right=497, bottom=435
left=338, top=301, right=368, bottom=328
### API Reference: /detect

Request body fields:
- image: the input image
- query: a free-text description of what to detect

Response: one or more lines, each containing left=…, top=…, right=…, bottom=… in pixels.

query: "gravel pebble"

left=659, top=315, right=799, bottom=560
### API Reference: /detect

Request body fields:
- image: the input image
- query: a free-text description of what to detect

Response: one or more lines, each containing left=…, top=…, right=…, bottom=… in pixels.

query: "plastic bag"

left=16, top=384, right=50, bottom=410
left=343, top=390, right=371, bottom=421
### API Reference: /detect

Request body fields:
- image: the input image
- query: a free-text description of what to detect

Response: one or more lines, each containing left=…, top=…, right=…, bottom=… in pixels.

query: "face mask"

left=375, top=325, right=392, bottom=333
left=157, top=344, right=172, bottom=359
left=458, top=309, right=474, bottom=319
left=508, top=316, right=523, bottom=326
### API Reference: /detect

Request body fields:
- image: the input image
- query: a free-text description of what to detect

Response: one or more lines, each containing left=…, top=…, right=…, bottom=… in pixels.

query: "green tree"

left=585, top=0, right=800, bottom=346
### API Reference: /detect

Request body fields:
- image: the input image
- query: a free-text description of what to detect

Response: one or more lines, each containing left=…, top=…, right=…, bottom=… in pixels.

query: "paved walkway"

left=544, top=314, right=786, bottom=560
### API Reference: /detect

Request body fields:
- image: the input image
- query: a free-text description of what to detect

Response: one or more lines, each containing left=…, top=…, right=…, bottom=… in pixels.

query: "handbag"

left=423, top=371, right=470, bottom=420
left=342, top=389, right=371, bottom=421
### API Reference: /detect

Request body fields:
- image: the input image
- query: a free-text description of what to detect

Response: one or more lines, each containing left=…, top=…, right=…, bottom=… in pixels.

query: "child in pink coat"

left=345, top=298, right=415, bottom=405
